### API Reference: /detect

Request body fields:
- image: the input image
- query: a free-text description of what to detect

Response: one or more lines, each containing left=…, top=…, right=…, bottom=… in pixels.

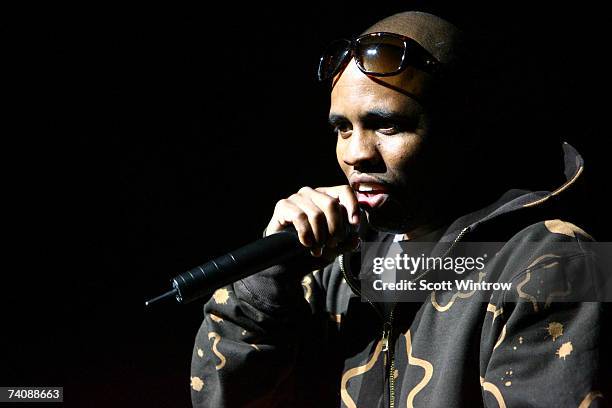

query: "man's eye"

left=377, top=126, right=400, bottom=135
left=333, top=124, right=351, bottom=134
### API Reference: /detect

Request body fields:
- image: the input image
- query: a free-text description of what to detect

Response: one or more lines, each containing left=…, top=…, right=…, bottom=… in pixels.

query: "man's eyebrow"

left=329, top=110, right=414, bottom=122
left=328, top=109, right=420, bottom=128
left=360, top=109, right=413, bottom=123
left=328, top=114, right=347, bottom=125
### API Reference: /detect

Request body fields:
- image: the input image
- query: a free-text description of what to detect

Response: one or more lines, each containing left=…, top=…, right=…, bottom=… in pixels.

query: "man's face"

left=330, top=59, right=444, bottom=234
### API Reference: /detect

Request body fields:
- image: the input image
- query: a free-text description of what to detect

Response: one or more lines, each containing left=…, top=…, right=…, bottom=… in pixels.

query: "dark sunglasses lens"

left=318, top=39, right=351, bottom=81
left=355, top=35, right=405, bottom=74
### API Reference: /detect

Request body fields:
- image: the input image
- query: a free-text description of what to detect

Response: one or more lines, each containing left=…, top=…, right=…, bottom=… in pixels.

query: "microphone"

left=145, top=229, right=309, bottom=306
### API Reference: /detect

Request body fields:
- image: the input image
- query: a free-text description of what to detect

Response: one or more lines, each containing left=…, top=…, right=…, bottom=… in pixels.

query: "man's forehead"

left=331, top=59, right=431, bottom=108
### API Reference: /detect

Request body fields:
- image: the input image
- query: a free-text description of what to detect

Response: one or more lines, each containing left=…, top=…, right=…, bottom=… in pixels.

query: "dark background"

left=4, top=2, right=611, bottom=407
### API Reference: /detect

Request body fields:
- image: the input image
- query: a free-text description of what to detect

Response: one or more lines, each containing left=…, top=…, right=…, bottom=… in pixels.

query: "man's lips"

left=355, top=190, right=390, bottom=209
left=350, top=176, right=391, bottom=209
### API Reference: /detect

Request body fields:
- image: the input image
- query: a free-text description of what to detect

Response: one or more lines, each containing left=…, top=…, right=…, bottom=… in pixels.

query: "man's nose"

left=342, top=128, right=380, bottom=168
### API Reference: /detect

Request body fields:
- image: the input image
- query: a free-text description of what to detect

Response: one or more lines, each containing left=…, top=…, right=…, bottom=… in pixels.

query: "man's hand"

left=265, top=186, right=361, bottom=258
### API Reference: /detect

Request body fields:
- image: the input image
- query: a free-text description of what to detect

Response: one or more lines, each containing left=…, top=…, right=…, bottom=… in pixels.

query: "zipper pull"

left=381, top=322, right=392, bottom=352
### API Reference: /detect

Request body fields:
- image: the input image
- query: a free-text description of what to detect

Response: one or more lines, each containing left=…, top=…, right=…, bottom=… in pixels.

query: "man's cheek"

left=336, top=146, right=350, bottom=175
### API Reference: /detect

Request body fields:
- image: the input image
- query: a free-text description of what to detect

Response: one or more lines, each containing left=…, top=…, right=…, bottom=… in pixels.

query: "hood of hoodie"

left=439, top=141, right=584, bottom=241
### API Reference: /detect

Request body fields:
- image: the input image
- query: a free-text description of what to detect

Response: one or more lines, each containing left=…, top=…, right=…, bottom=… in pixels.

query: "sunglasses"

left=317, top=32, right=441, bottom=82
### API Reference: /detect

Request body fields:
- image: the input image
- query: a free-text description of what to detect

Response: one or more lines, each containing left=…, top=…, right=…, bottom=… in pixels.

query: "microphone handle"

left=171, top=229, right=307, bottom=304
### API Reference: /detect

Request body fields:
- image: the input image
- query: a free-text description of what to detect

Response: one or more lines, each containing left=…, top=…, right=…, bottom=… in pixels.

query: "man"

left=190, top=11, right=608, bottom=407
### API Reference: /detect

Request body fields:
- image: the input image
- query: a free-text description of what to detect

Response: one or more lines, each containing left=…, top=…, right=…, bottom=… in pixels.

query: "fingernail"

left=352, top=214, right=359, bottom=224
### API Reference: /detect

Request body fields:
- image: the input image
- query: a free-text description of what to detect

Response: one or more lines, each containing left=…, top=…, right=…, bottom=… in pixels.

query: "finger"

left=320, top=233, right=361, bottom=262
left=289, top=192, right=329, bottom=247
left=308, top=189, right=345, bottom=248
left=317, top=185, right=360, bottom=225
left=273, top=199, right=315, bottom=248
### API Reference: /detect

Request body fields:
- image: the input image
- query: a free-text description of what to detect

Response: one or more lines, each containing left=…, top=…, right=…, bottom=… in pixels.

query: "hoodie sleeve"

left=479, top=221, right=610, bottom=407
left=190, top=257, right=334, bottom=408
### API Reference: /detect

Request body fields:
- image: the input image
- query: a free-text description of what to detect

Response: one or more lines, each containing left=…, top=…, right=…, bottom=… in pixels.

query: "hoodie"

left=190, top=142, right=609, bottom=407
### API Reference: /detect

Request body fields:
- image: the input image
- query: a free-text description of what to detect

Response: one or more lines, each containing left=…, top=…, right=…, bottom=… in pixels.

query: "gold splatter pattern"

left=505, top=381, right=512, bottom=387
left=208, top=332, right=227, bottom=370
left=486, top=303, right=504, bottom=325
left=578, top=391, right=603, bottom=408
left=393, top=369, right=399, bottom=379
left=405, top=330, right=434, bottom=408
left=544, top=219, right=592, bottom=240
left=301, top=276, right=312, bottom=303
left=542, top=262, right=559, bottom=270
left=519, top=336, right=524, bottom=344
left=480, top=376, right=507, bottom=408
left=526, top=253, right=561, bottom=270
left=547, top=322, right=563, bottom=341
left=209, top=313, right=223, bottom=323
left=516, top=272, right=539, bottom=312
left=197, top=348, right=204, bottom=358
left=340, top=339, right=384, bottom=408
left=431, top=272, right=486, bottom=312
left=556, top=341, right=573, bottom=360
left=190, top=376, right=204, bottom=392
left=212, top=288, right=230, bottom=304
left=251, top=344, right=260, bottom=351
left=493, top=324, right=507, bottom=350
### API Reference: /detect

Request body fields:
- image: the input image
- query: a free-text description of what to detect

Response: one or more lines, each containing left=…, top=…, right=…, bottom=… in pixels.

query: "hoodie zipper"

left=382, top=313, right=396, bottom=408
left=338, top=225, right=470, bottom=408
left=340, top=253, right=398, bottom=407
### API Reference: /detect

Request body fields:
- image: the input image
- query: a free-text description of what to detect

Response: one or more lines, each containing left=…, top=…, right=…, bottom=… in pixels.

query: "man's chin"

left=363, top=204, right=418, bottom=234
